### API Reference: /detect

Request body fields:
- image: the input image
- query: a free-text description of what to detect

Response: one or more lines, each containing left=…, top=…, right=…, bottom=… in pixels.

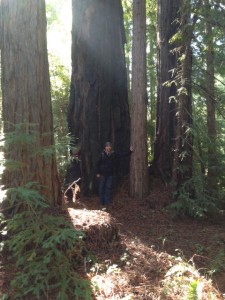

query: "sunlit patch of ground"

left=67, top=186, right=223, bottom=299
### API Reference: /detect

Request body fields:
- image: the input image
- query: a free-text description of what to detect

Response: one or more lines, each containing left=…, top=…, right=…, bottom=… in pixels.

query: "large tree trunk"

left=172, top=0, right=193, bottom=187
left=68, top=0, right=130, bottom=195
left=204, top=0, right=217, bottom=191
left=152, top=0, right=181, bottom=180
left=1, top=0, right=61, bottom=206
left=130, top=0, right=149, bottom=200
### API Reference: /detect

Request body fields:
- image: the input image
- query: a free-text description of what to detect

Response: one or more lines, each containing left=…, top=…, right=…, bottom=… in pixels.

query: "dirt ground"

left=1, top=179, right=225, bottom=299
left=70, top=180, right=225, bottom=299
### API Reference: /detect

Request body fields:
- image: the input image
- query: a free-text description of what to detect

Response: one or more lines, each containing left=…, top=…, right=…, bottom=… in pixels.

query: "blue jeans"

left=99, top=175, right=113, bottom=205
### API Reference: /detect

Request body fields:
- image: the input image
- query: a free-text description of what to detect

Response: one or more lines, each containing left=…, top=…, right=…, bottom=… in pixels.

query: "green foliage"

left=3, top=124, right=37, bottom=148
left=162, top=258, right=218, bottom=299
left=0, top=126, right=92, bottom=299
left=1, top=184, right=92, bottom=299
left=46, top=0, right=65, bottom=29
left=170, top=175, right=222, bottom=218
left=187, top=280, right=200, bottom=300
left=195, top=243, right=209, bottom=255
left=209, top=248, right=225, bottom=275
left=1, top=123, right=62, bottom=187
left=0, top=294, right=9, bottom=300
left=6, top=182, right=48, bottom=211
left=49, top=54, right=71, bottom=180
left=146, top=1, right=157, bottom=156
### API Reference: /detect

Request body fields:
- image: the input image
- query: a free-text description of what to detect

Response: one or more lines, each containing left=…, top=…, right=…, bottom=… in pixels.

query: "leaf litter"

left=67, top=180, right=224, bottom=299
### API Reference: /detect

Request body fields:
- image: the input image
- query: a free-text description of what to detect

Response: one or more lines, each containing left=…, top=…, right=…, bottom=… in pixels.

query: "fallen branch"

left=64, top=178, right=81, bottom=203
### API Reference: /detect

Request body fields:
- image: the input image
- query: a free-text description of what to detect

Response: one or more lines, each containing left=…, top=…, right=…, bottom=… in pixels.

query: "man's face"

left=105, top=145, right=112, bottom=152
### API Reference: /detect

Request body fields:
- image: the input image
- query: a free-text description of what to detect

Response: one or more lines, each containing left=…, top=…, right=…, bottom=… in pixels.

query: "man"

left=96, top=142, right=132, bottom=208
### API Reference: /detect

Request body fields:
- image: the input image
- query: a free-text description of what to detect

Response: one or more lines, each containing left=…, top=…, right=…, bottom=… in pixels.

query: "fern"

left=187, top=280, right=199, bottom=300
left=1, top=123, right=92, bottom=298
left=2, top=193, right=92, bottom=299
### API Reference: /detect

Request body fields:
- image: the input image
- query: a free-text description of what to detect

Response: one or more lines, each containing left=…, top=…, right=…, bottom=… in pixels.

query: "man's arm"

left=96, top=154, right=102, bottom=177
left=115, top=146, right=133, bottom=158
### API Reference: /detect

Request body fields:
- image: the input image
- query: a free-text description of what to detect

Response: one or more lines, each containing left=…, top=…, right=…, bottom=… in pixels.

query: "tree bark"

left=147, top=25, right=157, bottom=156
left=172, top=0, right=193, bottom=187
left=204, top=0, right=217, bottom=191
left=68, top=0, right=130, bottom=195
left=1, top=0, right=61, bottom=206
left=152, top=0, right=181, bottom=180
left=130, top=0, right=149, bottom=199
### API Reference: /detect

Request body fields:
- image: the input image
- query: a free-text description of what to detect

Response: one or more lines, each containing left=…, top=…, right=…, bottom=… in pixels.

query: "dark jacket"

left=96, top=150, right=131, bottom=176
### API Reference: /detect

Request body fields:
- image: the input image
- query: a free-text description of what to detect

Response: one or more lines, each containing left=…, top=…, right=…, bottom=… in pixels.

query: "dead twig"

left=64, top=178, right=81, bottom=203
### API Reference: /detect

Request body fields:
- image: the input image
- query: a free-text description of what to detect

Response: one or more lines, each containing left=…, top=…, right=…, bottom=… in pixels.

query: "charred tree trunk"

left=172, top=1, right=193, bottom=187
left=69, top=0, right=130, bottom=195
left=130, top=0, right=149, bottom=199
left=152, top=0, right=181, bottom=180
left=1, top=0, right=61, bottom=206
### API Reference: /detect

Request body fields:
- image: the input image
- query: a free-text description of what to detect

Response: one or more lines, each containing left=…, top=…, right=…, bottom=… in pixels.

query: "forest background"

left=48, top=0, right=225, bottom=216
left=1, top=0, right=225, bottom=299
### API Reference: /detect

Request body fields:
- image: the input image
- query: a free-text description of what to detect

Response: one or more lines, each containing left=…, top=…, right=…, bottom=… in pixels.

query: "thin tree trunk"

left=153, top=0, right=181, bottom=180
left=148, top=26, right=157, bottom=156
left=172, top=0, right=193, bottom=186
left=204, top=0, right=217, bottom=191
left=197, top=139, right=206, bottom=175
left=130, top=0, right=149, bottom=199
left=1, top=0, right=61, bottom=206
left=69, top=0, right=130, bottom=195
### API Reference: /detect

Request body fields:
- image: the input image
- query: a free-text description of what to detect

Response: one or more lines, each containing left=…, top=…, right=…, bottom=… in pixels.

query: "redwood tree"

left=1, top=0, right=61, bottom=206
left=130, top=0, right=149, bottom=199
left=68, top=0, right=130, bottom=195
left=172, top=0, right=194, bottom=186
left=152, top=0, right=181, bottom=180
left=204, top=0, right=218, bottom=192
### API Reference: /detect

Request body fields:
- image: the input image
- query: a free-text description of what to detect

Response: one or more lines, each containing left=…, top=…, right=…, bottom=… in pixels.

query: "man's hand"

left=96, top=174, right=101, bottom=178
left=130, top=146, right=133, bottom=152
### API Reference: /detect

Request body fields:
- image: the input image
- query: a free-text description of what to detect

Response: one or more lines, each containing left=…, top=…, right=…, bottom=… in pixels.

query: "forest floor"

left=68, top=178, right=225, bottom=299
left=1, top=178, right=225, bottom=299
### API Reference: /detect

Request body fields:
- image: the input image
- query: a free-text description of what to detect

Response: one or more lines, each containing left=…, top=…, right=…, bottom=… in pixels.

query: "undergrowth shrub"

left=162, top=257, right=220, bottom=299
left=209, top=247, right=225, bottom=275
left=1, top=184, right=92, bottom=299
left=0, top=184, right=91, bottom=300
left=0, top=125, right=92, bottom=299
left=169, top=175, right=223, bottom=218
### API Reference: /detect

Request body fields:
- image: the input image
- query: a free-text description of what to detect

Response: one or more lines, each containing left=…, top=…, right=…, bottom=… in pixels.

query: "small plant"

left=158, top=236, right=168, bottom=249
left=120, top=251, right=130, bottom=264
left=209, top=249, right=225, bottom=275
left=162, top=258, right=219, bottom=299
left=170, top=175, right=222, bottom=218
left=195, top=243, right=208, bottom=255
left=187, top=280, right=200, bottom=300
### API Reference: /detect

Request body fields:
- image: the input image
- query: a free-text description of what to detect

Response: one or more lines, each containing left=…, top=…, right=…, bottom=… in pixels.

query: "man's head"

left=104, top=142, right=112, bottom=152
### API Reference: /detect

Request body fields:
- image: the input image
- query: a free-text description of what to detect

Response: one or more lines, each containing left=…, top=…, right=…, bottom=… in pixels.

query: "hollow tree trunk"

left=68, top=0, right=130, bottom=195
left=1, top=0, right=61, bottom=206
left=130, top=0, right=149, bottom=200
left=153, top=0, right=181, bottom=180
